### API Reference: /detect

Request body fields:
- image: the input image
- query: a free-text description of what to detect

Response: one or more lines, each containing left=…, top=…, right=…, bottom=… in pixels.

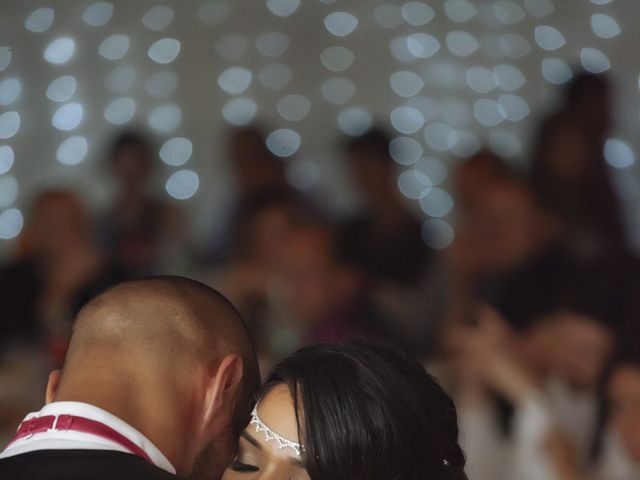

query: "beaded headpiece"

left=250, top=404, right=303, bottom=457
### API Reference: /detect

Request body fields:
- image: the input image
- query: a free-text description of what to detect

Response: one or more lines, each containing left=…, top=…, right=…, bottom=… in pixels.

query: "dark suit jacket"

left=0, top=450, right=178, bottom=480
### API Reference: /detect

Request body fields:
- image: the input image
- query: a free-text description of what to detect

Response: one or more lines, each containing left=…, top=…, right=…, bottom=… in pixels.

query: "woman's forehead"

left=255, top=384, right=301, bottom=447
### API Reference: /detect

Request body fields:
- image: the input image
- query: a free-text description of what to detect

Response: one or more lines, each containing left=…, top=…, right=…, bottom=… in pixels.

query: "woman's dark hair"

left=262, top=342, right=467, bottom=480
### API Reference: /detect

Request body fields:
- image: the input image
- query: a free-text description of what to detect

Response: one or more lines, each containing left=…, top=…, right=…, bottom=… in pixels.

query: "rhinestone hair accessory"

left=250, top=404, right=302, bottom=456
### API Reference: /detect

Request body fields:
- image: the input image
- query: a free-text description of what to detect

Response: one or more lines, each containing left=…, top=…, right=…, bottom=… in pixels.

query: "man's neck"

left=54, top=380, right=191, bottom=476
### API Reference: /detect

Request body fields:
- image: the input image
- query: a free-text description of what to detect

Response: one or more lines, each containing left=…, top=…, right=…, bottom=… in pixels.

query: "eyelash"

left=230, top=460, right=260, bottom=473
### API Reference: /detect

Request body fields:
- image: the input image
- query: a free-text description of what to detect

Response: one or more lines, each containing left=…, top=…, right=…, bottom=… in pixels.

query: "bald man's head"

left=70, top=276, right=245, bottom=358
left=59, top=276, right=259, bottom=434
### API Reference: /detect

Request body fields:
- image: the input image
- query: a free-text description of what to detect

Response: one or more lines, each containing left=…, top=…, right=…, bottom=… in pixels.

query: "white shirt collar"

left=1, top=401, right=176, bottom=475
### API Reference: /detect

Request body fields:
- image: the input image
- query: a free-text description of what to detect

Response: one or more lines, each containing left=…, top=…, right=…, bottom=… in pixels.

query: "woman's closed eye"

left=229, top=459, right=259, bottom=473
left=229, top=440, right=261, bottom=474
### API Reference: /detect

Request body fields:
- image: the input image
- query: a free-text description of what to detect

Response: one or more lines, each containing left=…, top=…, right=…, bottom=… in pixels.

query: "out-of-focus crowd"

left=1, top=72, right=639, bottom=479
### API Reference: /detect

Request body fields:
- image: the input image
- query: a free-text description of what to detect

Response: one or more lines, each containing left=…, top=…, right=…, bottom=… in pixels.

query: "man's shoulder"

left=0, top=450, right=178, bottom=480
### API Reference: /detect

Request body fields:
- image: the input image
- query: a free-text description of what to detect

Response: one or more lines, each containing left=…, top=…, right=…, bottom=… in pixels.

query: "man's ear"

left=46, top=370, right=62, bottom=404
left=202, top=355, right=244, bottom=428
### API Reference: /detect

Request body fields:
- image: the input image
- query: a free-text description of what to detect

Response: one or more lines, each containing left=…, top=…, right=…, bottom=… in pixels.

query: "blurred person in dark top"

left=444, top=170, right=563, bottom=333
left=0, top=190, right=125, bottom=365
left=342, top=127, right=431, bottom=287
left=277, top=222, right=383, bottom=345
left=563, top=72, right=612, bottom=147
left=211, top=190, right=301, bottom=364
left=103, top=130, right=188, bottom=276
left=207, top=125, right=296, bottom=264
left=412, top=150, right=512, bottom=358
left=230, top=125, right=289, bottom=195
left=531, top=74, right=628, bottom=262
left=444, top=165, right=636, bottom=351
left=339, top=127, right=436, bottom=354
left=214, top=208, right=385, bottom=373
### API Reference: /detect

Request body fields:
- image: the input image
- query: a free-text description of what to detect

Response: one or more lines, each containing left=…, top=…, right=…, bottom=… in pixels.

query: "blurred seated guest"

left=591, top=344, right=640, bottom=480
left=452, top=297, right=615, bottom=480
left=230, top=125, right=290, bottom=195
left=103, top=130, right=189, bottom=276
left=453, top=149, right=510, bottom=213
left=207, top=125, right=296, bottom=264
left=547, top=340, right=640, bottom=480
left=449, top=167, right=637, bottom=337
left=414, top=151, right=512, bottom=356
left=444, top=171, right=561, bottom=329
left=211, top=191, right=301, bottom=364
left=531, top=111, right=628, bottom=262
left=277, top=222, right=384, bottom=346
left=219, top=215, right=384, bottom=373
left=342, top=127, right=432, bottom=287
left=0, top=190, right=125, bottom=366
left=563, top=72, right=612, bottom=149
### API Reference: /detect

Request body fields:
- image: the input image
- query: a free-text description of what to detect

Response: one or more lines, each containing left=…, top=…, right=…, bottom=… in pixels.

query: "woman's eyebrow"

left=241, top=431, right=262, bottom=450
left=289, top=458, right=305, bottom=468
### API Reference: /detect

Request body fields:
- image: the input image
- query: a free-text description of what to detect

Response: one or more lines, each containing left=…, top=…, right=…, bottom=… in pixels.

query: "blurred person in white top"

left=548, top=344, right=640, bottom=480
left=448, top=304, right=613, bottom=480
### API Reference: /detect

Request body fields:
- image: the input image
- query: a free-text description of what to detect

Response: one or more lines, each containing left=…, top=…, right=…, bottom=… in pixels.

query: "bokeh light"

left=324, top=12, right=359, bottom=37
left=83, top=2, right=114, bottom=27
left=605, top=139, right=635, bottom=169
left=44, top=37, right=75, bottom=64
left=337, top=108, right=373, bottom=136
left=47, top=75, right=77, bottom=102
left=223, top=97, right=258, bottom=125
left=148, top=38, right=181, bottom=64
left=0, top=208, right=23, bottom=240
left=0, top=176, right=18, bottom=208
left=277, top=94, right=311, bottom=121
left=286, top=159, right=320, bottom=190
left=104, top=97, right=136, bottom=125
left=25, top=8, right=55, bottom=33
left=321, top=78, right=356, bottom=105
left=0, top=112, right=20, bottom=139
left=160, top=137, right=193, bottom=166
left=165, top=170, right=200, bottom=200
left=142, top=6, right=174, bottom=31
left=390, top=137, right=423, bottom=166
left=267, top=0, right=301, bottom=18
left=320, top=46, right=355, bottom=72
left=218, top=67, right=253, bottom=95
left=148, top=103, right=182, bottom=133
left=56, top=136, right=89, bottom=165
left=266, top=129, right=301, bottom=157
left=0, top=78, right=21, bottom=106
left=422, top=219, right=455, bottom=249
left=0, top=146, right=14, bottom=174
left=105, top=67, right=136, bottom=94
left=145, top=71, right=178, bottom=98
left=52, top=103, right=83, bottom=131
left=398, top=170, right=432, bottom=200
left=98, top=34, right=130, bottom=61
